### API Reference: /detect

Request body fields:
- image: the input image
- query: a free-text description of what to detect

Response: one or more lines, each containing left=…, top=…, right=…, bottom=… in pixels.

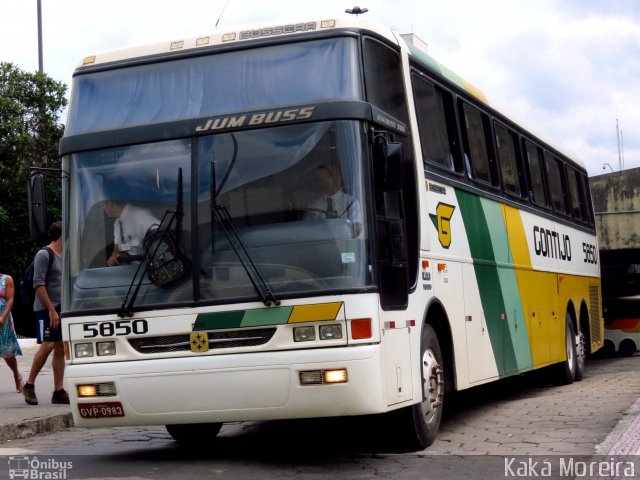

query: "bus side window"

left=411, top=73, right=458, bottom=172
left=565, top=166, right=583, bottom=221
left=579, top=173, right=595, bottom=226
left=494, top=123, right=522, bottom=197
left=460, top=102, right=496, bottom=186
left=524, top=140, right=548, bottom=207
left=363, top=37, right=408, bottom=125
left=545, top=152, right=567, bottom=215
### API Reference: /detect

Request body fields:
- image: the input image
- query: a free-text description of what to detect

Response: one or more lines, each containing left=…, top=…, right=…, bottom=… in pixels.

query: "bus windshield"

left=66, top=37, right=360, bottom=135
left=65, top=120, right=373, bottom=313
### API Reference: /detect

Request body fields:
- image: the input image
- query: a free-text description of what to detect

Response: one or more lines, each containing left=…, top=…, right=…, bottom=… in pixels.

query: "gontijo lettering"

left=533, top=226, right=572, bottom=261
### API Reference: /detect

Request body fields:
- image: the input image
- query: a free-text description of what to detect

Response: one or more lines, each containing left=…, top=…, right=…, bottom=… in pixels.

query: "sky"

left=1, top=0, right=639, bottom=177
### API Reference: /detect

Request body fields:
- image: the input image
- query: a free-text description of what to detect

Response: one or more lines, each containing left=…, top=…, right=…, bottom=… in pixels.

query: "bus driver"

left=304, top=164, right=362, bottom=225
left=104, top=201, right=161, bottom=266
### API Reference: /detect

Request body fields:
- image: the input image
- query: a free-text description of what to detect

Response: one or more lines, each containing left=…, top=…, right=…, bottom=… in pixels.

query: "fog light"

left=76, top=382, right=117, bottom=397
left=97, top=341, right=116, bottom=356
left=319, top=324, right=342, bottom=340
left=74, top=343, right=94, bottom=358
left=299, top=369, right=348, bottom=385
left=293, top=326, right=315, bottom=342
left=324, top=369, right=348, bottom=383
left=77, top=385, right=97, bottom=397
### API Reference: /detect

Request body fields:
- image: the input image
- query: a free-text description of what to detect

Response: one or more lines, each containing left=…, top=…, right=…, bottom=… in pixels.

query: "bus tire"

left=553, top=315, right=577, bottom=385
left=400, top=324, right=444, bottom=450
left=618, top=339, right=636, bottom=357
left=574, top=330, right=586, bottom=381
left=166, top=422, right=222, bottom=443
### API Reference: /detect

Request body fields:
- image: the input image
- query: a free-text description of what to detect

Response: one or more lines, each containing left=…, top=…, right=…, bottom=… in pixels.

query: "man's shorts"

left=35, top=306, right=62, bottom=344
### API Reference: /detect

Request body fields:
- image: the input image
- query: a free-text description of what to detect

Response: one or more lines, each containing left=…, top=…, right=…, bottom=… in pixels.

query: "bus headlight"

left=319, top=324, right=342, bottom=340
left=97, top=341, right=116, bottom=356
left=74, top=343, right=94, bottom=358
left=293, top=326, right=315, bottom=342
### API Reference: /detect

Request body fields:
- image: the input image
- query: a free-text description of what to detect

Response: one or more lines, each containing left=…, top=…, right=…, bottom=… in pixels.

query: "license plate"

left=78, top=401, right=125, bottom=419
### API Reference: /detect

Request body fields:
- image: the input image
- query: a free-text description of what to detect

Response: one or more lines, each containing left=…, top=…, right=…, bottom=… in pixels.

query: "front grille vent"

left=128, top=327, right=276, bottom=354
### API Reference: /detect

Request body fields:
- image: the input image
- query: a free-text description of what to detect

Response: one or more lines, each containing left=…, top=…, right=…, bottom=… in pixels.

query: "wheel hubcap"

left=566, top=329, right=575, bottom=374
left=421, top=348, right=444, bottom=424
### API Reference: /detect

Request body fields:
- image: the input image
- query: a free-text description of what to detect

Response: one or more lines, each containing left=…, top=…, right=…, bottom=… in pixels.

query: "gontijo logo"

left=532, top=226, right=572, bottom=261
left=430, top=203, right=456, bottom=249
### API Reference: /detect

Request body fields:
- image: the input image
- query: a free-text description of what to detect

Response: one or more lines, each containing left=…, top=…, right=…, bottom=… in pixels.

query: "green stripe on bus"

left=456, top=190, right=518, bottom=377
left=481, top=198, right=533, bottom=372
left=194, top=306, right=295, bottom=330
left=194, top=310, right=245, bottom=330
left=241, top=306, right=293, bottom=327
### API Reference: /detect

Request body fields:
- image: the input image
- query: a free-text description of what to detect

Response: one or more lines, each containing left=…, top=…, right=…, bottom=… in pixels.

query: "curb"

left=596, top=396, right=640, bottom=455
left=1, top=339, right=75, bottom=444
left=0, top=413, right=74, bottom=444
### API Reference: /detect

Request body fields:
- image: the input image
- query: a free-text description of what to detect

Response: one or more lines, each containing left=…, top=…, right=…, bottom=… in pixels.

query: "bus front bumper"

left=67, top=344, right=392, bottom=427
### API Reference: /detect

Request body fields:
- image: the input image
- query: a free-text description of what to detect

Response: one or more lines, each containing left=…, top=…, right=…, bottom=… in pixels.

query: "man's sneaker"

left=51, top=389, right=70, bottom=405
left=23, top=383, right=38, bottom=405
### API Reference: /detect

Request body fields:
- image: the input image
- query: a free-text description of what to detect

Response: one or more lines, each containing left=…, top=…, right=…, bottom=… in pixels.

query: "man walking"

left=23, top=220, right=69, bottom=405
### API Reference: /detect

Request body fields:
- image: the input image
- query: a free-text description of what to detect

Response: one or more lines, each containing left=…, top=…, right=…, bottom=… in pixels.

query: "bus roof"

left=75, top=17, right=397, bottom=69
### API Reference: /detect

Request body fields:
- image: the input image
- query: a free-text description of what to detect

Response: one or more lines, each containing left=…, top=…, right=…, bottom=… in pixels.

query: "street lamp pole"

left=37, top=0, right=43, bottom=72
left=616, top=119, right=622, bottom=172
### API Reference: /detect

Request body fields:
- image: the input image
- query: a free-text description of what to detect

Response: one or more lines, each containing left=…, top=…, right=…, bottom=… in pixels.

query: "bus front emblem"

left=190, top=332, right=209, bottom=352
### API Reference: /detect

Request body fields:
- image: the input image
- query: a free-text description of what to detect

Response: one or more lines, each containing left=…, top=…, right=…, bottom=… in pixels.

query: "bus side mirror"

left=28, top=172, right=47, bottom=240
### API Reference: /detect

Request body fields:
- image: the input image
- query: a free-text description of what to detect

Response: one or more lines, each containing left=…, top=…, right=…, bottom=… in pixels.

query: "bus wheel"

left=166, top=423, right=222, bottom=443
left=619, top=339, right=637, bottom=357
left=574, top=331, right=586, bottom=381
left=553, top=315, right=577, bottom=385
left=409, top=324, right=444, bottom=449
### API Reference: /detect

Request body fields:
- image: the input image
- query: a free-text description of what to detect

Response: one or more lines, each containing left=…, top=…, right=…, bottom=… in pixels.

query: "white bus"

left=52, top=16, right=602, bottom=449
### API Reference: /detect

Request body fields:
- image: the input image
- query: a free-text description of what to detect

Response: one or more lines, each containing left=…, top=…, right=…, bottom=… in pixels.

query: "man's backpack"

left=21, top=247, right=55, bottom=308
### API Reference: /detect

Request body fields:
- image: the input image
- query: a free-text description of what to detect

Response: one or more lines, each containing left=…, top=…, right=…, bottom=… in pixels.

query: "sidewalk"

left=597, top=395, right=640, bottom=455
left=0, top=340, right=72, bottom=443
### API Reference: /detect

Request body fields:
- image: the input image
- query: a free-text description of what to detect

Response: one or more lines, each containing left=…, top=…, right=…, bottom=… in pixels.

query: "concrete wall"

left=590, top=167, right=640, bottom=251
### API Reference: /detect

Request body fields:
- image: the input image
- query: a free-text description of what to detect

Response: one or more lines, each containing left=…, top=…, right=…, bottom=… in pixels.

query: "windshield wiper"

left=211, top=202, right=280, bottom=307
left=118, top=168, right=187, bottom=317
left=210, top=141, right=280, bottom=307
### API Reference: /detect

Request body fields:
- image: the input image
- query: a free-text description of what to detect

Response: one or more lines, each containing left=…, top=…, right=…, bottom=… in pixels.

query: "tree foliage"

left=0, top=62, right=67, bottom=312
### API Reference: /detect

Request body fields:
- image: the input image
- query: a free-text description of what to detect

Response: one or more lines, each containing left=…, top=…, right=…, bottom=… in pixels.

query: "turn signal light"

left=350, top=318, right=372, bottom=339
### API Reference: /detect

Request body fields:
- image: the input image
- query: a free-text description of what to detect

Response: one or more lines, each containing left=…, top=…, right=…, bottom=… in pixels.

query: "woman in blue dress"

left=0, top=272, right=24, bottom=392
